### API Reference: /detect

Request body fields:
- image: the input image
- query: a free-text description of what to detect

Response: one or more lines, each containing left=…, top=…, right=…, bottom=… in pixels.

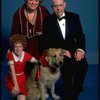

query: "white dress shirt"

left=57, top=13, right=66, bottom=40
left=57, top=13, right=85, bottom=53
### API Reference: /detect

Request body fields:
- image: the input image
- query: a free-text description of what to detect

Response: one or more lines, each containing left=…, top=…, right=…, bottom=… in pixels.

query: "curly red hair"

left=9, top=34, right=27, bottom=50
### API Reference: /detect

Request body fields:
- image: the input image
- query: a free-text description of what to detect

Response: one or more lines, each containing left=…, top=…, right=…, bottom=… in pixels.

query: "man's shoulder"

left=65, top=11, right=79, bottom=17
left=43, top=13, right=54, bottom=22
left=45, top=13, right=56, bottom=20
left=65, top=11, right=78, bottom=15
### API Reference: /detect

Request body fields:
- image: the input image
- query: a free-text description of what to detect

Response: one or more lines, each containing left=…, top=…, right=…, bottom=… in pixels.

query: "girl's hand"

left=34, top=59, right=39, bottom=63
left=11, top=85, right=20, bottom=97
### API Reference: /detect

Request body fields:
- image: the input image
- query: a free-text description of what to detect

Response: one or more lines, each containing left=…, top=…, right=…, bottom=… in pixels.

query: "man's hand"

left=74, top=50, right=85, bottom=61
left=63, top=50, right=72, bottom=58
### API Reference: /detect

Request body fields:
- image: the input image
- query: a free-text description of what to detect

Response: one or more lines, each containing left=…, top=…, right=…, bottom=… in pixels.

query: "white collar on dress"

left=12, top=51, right=25, bottom=62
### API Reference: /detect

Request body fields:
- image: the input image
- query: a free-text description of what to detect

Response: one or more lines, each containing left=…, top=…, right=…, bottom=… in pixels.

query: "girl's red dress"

left=5, top=51, right=34, bottom=95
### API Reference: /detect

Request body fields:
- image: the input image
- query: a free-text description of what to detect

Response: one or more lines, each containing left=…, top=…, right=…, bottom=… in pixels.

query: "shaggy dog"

left=25, top=48, right=64, bottom=100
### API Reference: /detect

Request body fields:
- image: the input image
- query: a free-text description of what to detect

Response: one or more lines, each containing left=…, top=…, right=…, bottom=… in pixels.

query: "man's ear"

left=64, top=2, right=66, bottom=8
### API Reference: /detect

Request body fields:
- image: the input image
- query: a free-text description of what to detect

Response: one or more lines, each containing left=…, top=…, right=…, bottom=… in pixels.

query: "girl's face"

left=13, top=43, right=24, bottom=56
left=26, top=0, right=40, bottom=11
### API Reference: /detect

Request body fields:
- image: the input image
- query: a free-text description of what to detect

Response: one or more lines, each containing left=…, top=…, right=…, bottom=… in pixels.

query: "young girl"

left=5, top=34, right=38, bottom=100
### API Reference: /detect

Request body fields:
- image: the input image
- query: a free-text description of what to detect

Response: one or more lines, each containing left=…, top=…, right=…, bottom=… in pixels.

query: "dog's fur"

left=25, top=48, right=64, bottom=100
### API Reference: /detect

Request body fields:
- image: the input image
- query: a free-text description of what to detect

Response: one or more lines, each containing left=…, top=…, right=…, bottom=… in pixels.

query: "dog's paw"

left=45, top=93, right=49, bottom=99
left=52, top=94, right=60, bottom=100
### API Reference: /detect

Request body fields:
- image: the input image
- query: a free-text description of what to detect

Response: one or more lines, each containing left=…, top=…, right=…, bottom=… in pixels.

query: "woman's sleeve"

left=41, top=6, right=50, bottom=19
left=11, top=10, right=21, bottom=36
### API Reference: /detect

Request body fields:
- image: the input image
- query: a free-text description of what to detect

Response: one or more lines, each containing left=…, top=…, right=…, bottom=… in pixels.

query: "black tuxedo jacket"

left=39, top=11, right=86, bottom=55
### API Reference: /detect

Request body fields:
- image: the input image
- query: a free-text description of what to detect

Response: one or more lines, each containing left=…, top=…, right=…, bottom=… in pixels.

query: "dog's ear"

left=45, top=56, right=49, bottom=61
left=48, top=48, right=54, bottom=53
left=60, top=48, right=64, bottom=54
left=45, top=48, right=52, bottom=61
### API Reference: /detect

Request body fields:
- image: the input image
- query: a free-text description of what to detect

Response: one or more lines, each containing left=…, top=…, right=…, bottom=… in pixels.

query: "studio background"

left=1, top=0, right=99, bottom=100
left=1, top=0, right=99, bottom=64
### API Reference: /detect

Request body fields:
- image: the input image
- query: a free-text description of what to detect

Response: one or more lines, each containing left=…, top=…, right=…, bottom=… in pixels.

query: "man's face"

left=26, top=0, right=40, bottom=11
left=52, top=0, right=66, bottom=17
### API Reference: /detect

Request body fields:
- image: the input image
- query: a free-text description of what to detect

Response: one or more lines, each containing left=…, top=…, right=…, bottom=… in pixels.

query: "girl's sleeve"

left=25, top=52, right=35, bottom=63
left=7, top=52, right=14, bottom=65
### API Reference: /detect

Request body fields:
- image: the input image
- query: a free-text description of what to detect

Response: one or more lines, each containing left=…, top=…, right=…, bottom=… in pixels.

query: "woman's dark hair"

left=24, top=0, right=43, bottom=4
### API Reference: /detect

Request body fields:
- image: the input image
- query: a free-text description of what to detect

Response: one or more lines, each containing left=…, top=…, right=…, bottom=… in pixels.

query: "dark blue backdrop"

left=1, top=0, right=99, bottom=100
left=1, top=0, right=99, bottom=64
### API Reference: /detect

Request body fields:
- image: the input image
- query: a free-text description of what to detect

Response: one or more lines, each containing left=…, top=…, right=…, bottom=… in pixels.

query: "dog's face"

left=45, top=48, right=64, bottom=68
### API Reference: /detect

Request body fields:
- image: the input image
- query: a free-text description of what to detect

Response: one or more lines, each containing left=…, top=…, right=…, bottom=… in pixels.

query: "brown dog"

left=26, top=48, right=64, bottom=100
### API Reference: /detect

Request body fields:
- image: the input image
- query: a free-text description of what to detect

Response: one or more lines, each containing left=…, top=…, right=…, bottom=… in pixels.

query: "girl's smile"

left=14, top=43, right=24, bottom=57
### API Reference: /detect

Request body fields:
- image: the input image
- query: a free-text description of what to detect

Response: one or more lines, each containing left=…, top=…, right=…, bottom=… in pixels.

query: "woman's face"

left=26, top=0, right=40, bottom=11
left=14, top=43, right=24, bottom=56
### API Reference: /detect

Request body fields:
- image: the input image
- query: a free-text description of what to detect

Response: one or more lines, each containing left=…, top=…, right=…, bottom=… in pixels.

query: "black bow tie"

left=57, top=16, right=66, bottom=21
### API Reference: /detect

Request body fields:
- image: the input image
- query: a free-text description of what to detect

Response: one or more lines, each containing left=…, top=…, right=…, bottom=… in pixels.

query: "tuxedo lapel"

left=56, top=14, right=70, bottom=40
left=52, top=13, right=70, bottom=41
left=52, top=14, right=64, bottom=40
left=56, top=21, right=64, bottom=40
left=65, top=14, right=69, bottom=39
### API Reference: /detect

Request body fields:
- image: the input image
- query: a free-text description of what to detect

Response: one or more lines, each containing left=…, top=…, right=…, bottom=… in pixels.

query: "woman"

left=11, top=0, right=50, bottom=59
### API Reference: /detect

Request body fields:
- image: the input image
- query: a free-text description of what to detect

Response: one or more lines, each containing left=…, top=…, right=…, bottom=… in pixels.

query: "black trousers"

left=61, top=56, right=88, bottom=100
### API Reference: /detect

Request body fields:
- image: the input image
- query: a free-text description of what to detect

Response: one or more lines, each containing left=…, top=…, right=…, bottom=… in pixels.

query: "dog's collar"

left=39, top=50, right=49, bottom=67
left=35, top=50, right=48, bottom=81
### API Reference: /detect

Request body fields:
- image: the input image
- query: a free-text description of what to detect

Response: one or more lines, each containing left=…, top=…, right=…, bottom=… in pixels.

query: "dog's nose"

left=59, top=62, right=63, bottom=66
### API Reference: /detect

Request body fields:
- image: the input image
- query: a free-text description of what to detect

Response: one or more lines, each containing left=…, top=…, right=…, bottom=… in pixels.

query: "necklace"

left=25, top=9, right=37, bottom=39
left=25, top=9, right=36, bottom=25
